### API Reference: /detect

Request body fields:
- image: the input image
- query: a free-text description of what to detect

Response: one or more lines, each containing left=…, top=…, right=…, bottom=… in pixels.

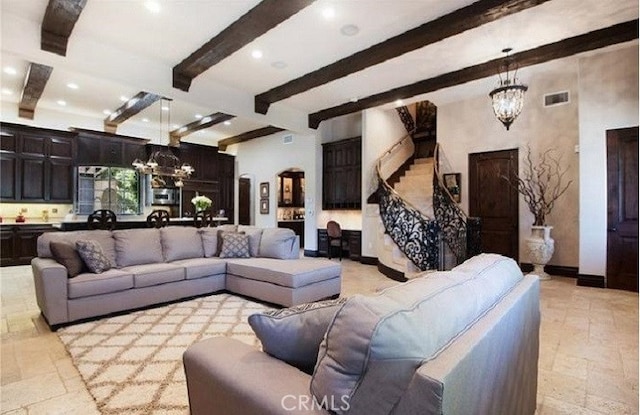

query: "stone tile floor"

left=1, top=260, right=638, bottom=414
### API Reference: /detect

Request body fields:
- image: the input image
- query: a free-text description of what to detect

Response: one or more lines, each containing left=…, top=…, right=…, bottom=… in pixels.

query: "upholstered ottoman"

left=224, top=258, right=341, bottom=307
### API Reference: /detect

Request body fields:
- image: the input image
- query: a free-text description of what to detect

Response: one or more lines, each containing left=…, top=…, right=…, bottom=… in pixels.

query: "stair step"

left=414, top=158, right=433, bottom=165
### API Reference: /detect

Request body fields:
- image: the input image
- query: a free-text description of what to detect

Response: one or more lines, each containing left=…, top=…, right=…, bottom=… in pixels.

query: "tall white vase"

left=525, top=226, right=555, bottom=280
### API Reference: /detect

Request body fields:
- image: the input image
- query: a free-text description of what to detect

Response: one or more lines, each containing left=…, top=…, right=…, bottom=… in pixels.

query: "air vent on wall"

left=544, top=91, right=570, bottom=107
left=283, top=134, right=293, bottom=144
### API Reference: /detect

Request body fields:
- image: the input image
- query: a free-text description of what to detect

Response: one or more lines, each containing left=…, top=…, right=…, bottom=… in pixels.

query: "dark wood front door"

left=606, top=127, right=638, bottom=292
left=239, top=178, right=250, bottom=225
left=469, top=149, right=519, bottom=261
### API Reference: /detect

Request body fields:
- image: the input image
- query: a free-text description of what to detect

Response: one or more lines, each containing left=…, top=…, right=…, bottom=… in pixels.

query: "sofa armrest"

left=31, top=257, right=69, bottom=326
left=183, top=337, right=328, bottom=415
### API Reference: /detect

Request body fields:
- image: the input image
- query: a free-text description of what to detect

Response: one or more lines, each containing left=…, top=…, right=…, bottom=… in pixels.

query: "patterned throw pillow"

left=248, top=298, right=347, bottom=374
left=75, top=240, right=112, bottom=273
left=219, top=232, right=250, bottom=258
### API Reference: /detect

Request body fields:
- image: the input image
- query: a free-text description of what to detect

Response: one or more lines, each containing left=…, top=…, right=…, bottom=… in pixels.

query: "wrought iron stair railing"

left=376, top=132, right=440, bottom=271
left=376, top=137, right=482, bottom=272
left=432, top=144, right=482, bottom=265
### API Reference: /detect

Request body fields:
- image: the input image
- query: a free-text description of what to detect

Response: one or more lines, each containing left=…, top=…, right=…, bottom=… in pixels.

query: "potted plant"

left=191, top=195, right=212, bottom=213
left=505, top=146, right=572, bottom=279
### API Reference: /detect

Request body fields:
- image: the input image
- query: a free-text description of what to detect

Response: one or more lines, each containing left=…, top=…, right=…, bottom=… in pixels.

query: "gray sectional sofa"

left=31, top=225, right=341, bottom=327
left=183, top=254, right=540, bottom=415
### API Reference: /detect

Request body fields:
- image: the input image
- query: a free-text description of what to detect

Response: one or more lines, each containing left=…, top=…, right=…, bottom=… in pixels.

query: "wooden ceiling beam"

left=217, top=126, right=285, bottom=151
left=169, top=112, right=235, bottom=146
left=255, top=0, right=550, bottom=114
left=104, top=91, right=162, bottom=134
left=18, top=63, right=53, bottom=119
left=173, top=0, right=316, bottom=92
left=308, top=19, right=639, bottom=129
left=41, top=0, right=88, bottom=56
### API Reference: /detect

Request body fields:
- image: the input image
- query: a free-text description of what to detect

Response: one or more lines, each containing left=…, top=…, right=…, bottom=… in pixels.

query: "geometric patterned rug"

left=57, top=293, right=274, bottom=415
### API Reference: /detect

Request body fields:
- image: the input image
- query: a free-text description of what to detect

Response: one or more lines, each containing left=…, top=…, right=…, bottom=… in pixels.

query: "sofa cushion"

left=237, top=226, right=263, bottom=257
left=113, top=229, right=163, bottom=267
left=121, top=263, right=185, bottom=288
left=67, top=269, right=134, bottom=299
left=219, top=233, right=251, bottom=258
left=38, top=230, right=116, bottom=267
left=200, top=228, right=219, bottom=258
left=76, top=240, right=113, bottom=273
left=249, top=298, right=347, bottom=374
left=310, top=254, right=523, bottom=414
left=171, top=257, right=227, bottom=280
left=160, top=227, right=204, bottom=261
left=258, top=228, right=297, bottom=259
left=225, top=258, right=340, bottom=288
left=50, top=241, right=86, bottom=277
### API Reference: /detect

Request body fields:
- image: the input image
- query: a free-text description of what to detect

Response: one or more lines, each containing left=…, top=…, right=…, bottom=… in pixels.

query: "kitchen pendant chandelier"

left=489, top=48, right=528, bottom=130
left=132, top=98, right=194, bottom=187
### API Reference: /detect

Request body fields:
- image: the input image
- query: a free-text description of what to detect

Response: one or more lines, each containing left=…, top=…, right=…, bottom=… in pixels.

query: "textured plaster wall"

left=227, top=131, right=318, bottom=249
left=437, top=62, right=580, bottom=267
left=361, top=107, right=410, bottom=258
left=577, top=45, right=639, bottom=277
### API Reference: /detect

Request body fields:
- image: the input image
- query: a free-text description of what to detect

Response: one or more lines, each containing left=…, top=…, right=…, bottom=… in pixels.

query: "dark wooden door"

left=606, top=127, right=638, bottom=292
left=469, top=149, right=519, bottom=261
left=239, top=178, right=250, bottom=225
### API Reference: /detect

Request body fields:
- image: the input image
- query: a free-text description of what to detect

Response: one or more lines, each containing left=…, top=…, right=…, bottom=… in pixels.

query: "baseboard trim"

left=576, top=274, right=605, bottom=288
left=360, top=256, right=377, bottom=265
left=304, top=249, right=320, bottom=257
left=520, top=263, right=578, bottom=278
left=377, top=261, right=407, bottom=282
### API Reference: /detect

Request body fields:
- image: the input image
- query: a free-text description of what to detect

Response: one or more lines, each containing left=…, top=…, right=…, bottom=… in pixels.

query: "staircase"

left=375, top=136, right=481, bottom=280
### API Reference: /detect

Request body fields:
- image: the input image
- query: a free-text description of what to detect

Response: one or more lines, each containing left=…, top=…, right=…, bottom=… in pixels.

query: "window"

left=77, top=166, right=141, bottom=215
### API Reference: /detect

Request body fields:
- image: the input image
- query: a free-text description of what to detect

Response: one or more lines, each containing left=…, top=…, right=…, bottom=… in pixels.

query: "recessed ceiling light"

left=161, top=105, right=169, bottom=111
left=251, top=49, right=263, bottom=59
left=340, top=24, right=360, bottom=36
left=394, top=99, right=404, bottom=107
left=3, top=67, right=17, bottom=75
left=350, top=97, right=359, bottom=103
left=195, top=114, right=203, bottom=119
left=202, top=116, right=212, bottom=123
left=322, top=6, right=336, bottom=20
left=120, top=95, right=129, bottom=102
left=57, top=100, right=67, bottom=106
left=172, top=124, right=180, bottom=129
left=103, top=109, right=112, bottom=115
left=66, top=82, right=79, bottom=90
left=2, top=88, right=13, bottom=95
left=142, top=118, right=149, bottom=122
left=223, top=120, right=231, bottom=126
left=271, top=61, right=288, bottom=69
left=145, top=1, right=161, bottom=13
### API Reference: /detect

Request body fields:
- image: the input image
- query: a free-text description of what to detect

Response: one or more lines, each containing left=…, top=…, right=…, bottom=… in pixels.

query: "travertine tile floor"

left=1, top=260, right=638, bottom=414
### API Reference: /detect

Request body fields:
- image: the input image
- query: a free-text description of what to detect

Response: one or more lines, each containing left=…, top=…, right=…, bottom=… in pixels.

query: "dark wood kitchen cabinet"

left=0, top=123, right=75, bottom=203
left=0, top=224, right=58, bottom=267
left=73, top=128, right=147, bottom=167
left=322, top=137, right=361, bottom=210
left=178, top=142, right=220, bottom=181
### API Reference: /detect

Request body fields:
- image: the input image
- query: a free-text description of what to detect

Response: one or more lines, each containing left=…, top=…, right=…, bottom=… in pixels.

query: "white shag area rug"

left=57, top=293, right=274, bottom=414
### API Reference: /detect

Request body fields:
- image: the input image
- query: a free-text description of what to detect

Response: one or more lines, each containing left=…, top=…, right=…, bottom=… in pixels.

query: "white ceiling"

left=0, top=0, right=637, bottom=146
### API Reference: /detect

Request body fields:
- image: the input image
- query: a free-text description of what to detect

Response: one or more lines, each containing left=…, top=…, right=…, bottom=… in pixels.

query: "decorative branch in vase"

left=503, top=146, right=573, bottom=280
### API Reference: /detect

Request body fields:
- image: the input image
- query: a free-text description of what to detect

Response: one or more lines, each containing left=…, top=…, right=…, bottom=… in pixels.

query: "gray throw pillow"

left=76, top=240, right=112, bottom=273
left=50, top=241, right=86, bottom=277
left=219, top=233, right=250, bottom=258
left=248, top=298, right=347, bottom=374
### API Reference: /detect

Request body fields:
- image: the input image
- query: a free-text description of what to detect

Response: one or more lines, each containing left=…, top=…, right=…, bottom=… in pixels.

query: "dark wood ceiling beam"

left=41, top=0, right=88, bottom=56
left=308, top=19, right=639, bottom=129
left=255, top=0, right=550, bottom=114
left=169, top=112, right=235, bottom=145
left=173, top=0, right=316, bottom=92
left=217, top=126, right=285, bottom=151
left=104, top=91, right=162, bottom=133
left=18, top=63, right=53, bottom=119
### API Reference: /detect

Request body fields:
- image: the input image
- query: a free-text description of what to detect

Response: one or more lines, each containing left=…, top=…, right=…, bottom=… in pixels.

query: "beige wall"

left=437, top=60, right=580, bottom=267
left=577, top=44, right=639, bottom=277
